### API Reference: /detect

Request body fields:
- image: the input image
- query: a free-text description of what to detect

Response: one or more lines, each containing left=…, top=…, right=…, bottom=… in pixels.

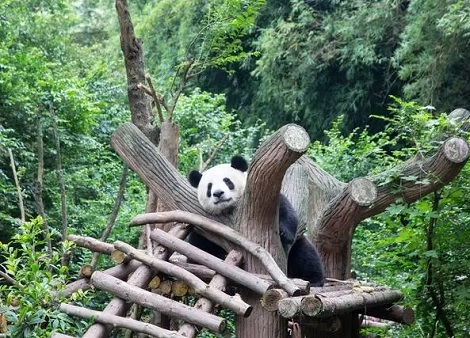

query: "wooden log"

left=256, top=274, right=310, bottom=294
left=67, top=235, right=115, bottom=254
left=56, top=259, right=142, bottom=298
left=114, top=240, right=252, bottom=317
left=148, top=275, right=161, bottom=289
left=359, top=304, right=415, bottom=325
left=59, top=303, right=185, bottom=338
left=81, top=223, right=190, bottom=337
left=90, top=271, right=226, bottom=333
left=83, top=265, right=154, bottom=338
left=178, top=250, right=244, bottom=338
left=51, top=334, right=74, bottom=338
left=137, top=212, right=299, bottom=296
left=79, top=265, right=94, bottom=278
left=149, top=227, right=272, bottom=295
left=110, top=249, right=128, bottom=264
left=278, top=289, right=403, bottom=319
left=279, top=296, right=303, bottom=318
left=159, top=280, right=172, bottom=296
left=171, top=280, right=189, bottom=297
left=261, top=288, right=289, bottom=312
left=302, top=290, right=404, bottom=317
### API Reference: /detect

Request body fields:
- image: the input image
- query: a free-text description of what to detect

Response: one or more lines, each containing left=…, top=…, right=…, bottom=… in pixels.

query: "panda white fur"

left=188, top=155, right=324, bottom=286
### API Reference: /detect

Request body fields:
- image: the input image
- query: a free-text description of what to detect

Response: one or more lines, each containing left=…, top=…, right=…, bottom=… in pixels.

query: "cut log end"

left=350, top=178, right=377, bottom=206
left=444, top=137, right=469, bottom=163
left=283, top=125, right=310, bottom=152
left=261, top=289, right=289, bottom=312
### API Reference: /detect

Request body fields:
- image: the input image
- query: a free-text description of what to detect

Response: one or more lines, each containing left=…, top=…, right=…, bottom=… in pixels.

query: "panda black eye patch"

left=207, top=183, right=212, bottom=197
left=223, top=178, right=235, bottom=190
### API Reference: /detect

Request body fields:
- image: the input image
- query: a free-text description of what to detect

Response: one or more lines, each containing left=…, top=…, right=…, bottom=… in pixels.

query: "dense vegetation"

left=0, top=0, right=469, bottom=337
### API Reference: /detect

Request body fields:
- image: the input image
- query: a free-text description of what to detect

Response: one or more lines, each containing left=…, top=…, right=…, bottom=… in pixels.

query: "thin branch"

left=7, top=148, right=25, bottom=224
left=200, top=133, right=230, bottom=172
left=34, top=108, right=53, bottom=257
left=145, top=75, right=165, bottom=123
left=49, top=104, right=69, bottom=259
left=90, top=164, right=128, bottom=269
left=168, top=60, right=195, bottom=120
left=0, top=270, right=15, bottom=285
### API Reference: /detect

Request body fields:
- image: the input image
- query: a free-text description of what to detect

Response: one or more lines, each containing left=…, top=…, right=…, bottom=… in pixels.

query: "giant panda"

left=187, top=155, right=324, bottom=286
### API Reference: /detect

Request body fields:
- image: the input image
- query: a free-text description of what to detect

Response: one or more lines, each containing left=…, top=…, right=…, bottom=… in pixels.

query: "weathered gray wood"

left=236, top=124, right=310, bottom=338
left=114, top=240, right=253, bottom=317
left=177, top=250, right=244, bottom=338
left=60, top=303, right=185, bottom=338
left=91, top=271, right=226, bottom=333
left=133, top=210, right=299, bottom=296
left=149, top=227, right=272, bottom=295
left=111, top=122, right=233, bottom=227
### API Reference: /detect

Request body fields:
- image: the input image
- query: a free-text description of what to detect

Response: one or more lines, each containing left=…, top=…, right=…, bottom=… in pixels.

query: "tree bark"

left=60, top=303, right=185, bottom=338
left=91, top=271, right=226, bottom=333
left=235, top=124, right=310, bottom=338
left=114, top=240, right=252, bottom=317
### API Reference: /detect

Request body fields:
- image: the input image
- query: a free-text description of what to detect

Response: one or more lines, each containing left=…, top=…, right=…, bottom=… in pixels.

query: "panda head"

left=188, top=156, right=248, bottom=215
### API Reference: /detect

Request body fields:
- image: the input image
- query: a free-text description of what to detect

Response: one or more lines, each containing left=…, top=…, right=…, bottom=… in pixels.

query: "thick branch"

left=60, top=303, right=184, bottom=338
left=90, top=271, right=226, bottom=333
left=133, top=210, right=299, bottom=295
left=315, top=137, right=469, bottom=256
left=235, top=124, right=310, bottom=338
left=115, top=0, right=157, bottom=142
left=111, top=122, right=232, bottom=225
left=149, top=227, right=272, bottom=295
left=238, top=124, right=310, bottom=270
left=114, top=240, right=252, bottom=317
left=278, top=289, right=403, bottom=318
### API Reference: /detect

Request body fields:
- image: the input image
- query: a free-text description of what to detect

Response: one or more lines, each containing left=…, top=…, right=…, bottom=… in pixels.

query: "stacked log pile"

left=52, top=222, right=414, bottom=338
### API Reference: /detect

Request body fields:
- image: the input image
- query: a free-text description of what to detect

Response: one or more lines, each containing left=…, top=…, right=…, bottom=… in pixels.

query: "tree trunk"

left=236, top=124, right=310, bottom=338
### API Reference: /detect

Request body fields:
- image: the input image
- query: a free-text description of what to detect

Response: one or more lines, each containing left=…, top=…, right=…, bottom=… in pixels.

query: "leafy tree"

left=174, top=88, right=268, bottom=174
left=0, top=217, right=87, bottom=337
left=311, top=99, right=470, bottom=337
left=394, top=0, right=470, bottom=111
left=251, top=0, right=405, bottom=139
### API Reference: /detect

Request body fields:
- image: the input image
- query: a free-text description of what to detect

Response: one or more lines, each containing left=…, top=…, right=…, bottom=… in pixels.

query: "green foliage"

left=137, top=0, right=265, bottom=91
left=393, top=0, right=470, bottom=111
left=174, top=88, right=269, bottom=174
left=238, top=0, right=405, bottom=138
left=0, top=217, right=86, bottom=337
left=312, top=98, right=470, bottom=337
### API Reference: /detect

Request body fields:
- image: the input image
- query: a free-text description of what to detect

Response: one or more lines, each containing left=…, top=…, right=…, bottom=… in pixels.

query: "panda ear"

left=188, top=171, right=202, bottom=188
left=231, top=156, right=248, bottom=172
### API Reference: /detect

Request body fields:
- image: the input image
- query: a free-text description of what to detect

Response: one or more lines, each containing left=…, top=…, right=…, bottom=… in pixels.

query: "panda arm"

left=278, top=194, right=298, bottom=249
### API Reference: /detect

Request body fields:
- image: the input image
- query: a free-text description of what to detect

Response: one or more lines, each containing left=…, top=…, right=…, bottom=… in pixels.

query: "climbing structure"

left=52, top=109, right=469, bottom=337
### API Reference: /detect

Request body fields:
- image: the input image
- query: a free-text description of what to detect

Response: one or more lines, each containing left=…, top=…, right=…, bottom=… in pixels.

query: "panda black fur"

left=188, top=156, right=324, bottom=287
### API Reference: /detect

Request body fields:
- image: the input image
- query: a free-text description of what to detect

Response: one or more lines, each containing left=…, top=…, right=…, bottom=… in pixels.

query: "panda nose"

left=213, top=190, right=224, bottom=198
